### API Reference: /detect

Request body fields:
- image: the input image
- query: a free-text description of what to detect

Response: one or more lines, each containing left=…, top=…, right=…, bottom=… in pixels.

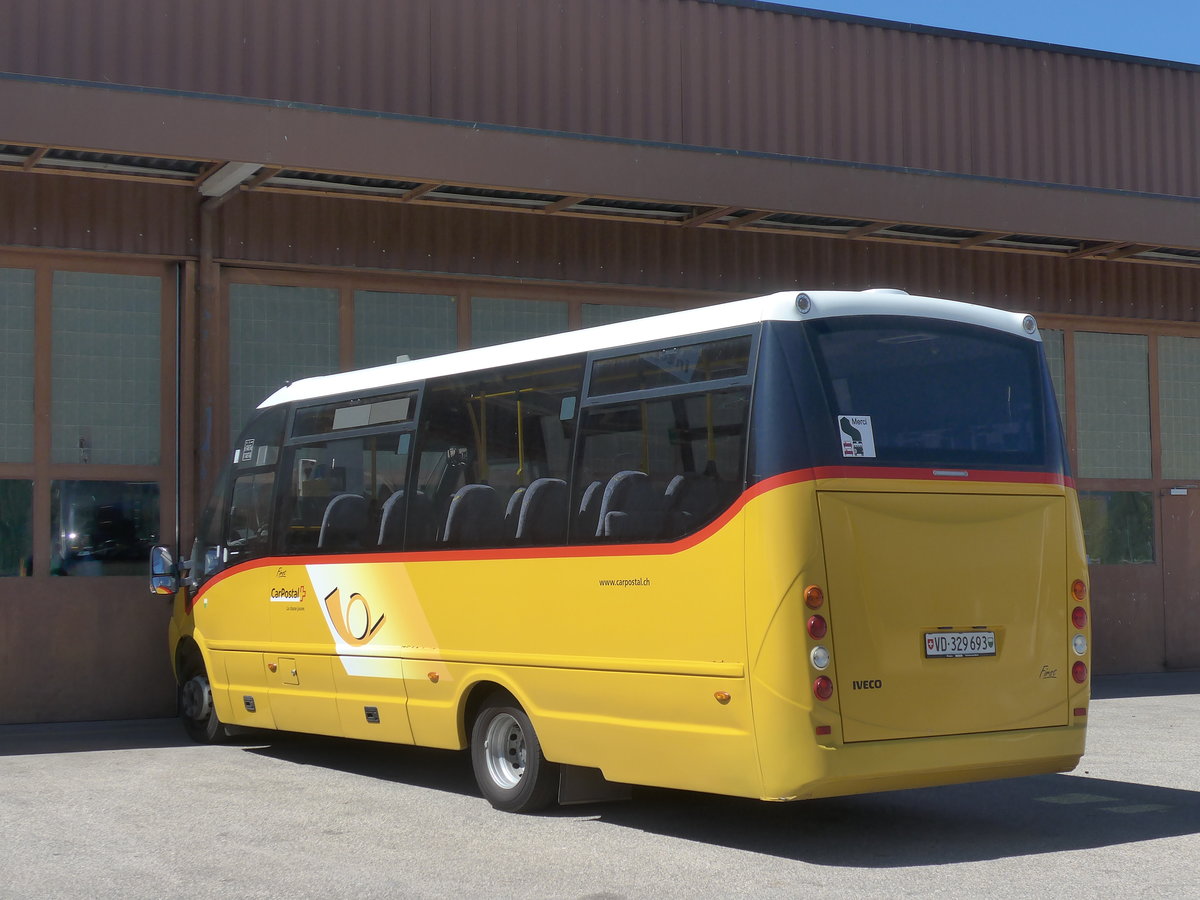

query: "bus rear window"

left=805, top=317, right=1050, bottom=469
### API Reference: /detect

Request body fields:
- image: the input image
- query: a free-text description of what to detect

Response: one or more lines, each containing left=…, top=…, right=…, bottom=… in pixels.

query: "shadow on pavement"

left=244, top=732, right=479, bottom=798
left=0, top=718, right=191, bottom=756
left=3, top=670, right=1198, bottom=869
left=239, top=731, right=1200, bottom=868
left=1092, top=671, right=1200, bottom=699
left=593, top=772, right=1200, bottom=867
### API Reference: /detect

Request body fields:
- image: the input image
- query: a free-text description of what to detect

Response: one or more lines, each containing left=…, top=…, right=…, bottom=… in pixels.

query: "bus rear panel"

left=747, top=313, right=1088, bottom=799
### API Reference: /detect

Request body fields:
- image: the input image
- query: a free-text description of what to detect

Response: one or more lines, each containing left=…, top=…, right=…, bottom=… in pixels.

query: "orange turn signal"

left=714, top=691, right=731, bottom=704
left=804, top=585, right=824, bottom=609
left=427, top=672, right=440, bottom=684
left=1071, top=579, right=1087, bottom=601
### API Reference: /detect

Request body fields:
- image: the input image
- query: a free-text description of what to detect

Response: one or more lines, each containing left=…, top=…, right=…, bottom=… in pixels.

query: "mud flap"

left=558, top=765, right=633, bottom=805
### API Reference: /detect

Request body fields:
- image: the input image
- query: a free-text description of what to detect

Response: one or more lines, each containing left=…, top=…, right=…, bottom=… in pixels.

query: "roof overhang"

left=2, top=73, right=1198, bottom=268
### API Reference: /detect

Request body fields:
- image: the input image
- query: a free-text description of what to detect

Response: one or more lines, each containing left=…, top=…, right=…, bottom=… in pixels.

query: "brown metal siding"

left=208, top=188, right=1200, bottom=322
left=0, top=579, right=176, bottom=722
left=0, top=171, right=196, bottom=257
left=2, top=0, right=1197, bottom=197
left=0, top=167, right=1195, bottom=324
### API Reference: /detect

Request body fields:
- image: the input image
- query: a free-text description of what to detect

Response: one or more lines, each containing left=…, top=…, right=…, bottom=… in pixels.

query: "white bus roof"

left=261, top=289, right=1037, bottom=408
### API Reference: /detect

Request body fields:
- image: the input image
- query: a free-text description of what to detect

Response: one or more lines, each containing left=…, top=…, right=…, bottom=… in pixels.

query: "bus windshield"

left=801, top=316, right=1055, bottom=471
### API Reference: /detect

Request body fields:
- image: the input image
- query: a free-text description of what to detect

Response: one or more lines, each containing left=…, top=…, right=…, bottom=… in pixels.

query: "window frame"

left=0, top=252, right=178, bottom=579
left=278, top=384, right=425, bottom=556
left=570, top=328, right=759, bottom=545
left=580, top=327, right=760, bottom=409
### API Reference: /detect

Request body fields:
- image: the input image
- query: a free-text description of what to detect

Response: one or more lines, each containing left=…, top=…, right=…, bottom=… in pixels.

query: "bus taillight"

left=804, top=585, right=824, bottom=609
left=1071, top=579, right=1087, bottom=601
left=813, top=676, right=834, bottom=701
left=807, top=615, right=828, bottom=639
left=1072, top=606, right=1088, bottom=629
left=1072, top=661, right=1088, bottom=684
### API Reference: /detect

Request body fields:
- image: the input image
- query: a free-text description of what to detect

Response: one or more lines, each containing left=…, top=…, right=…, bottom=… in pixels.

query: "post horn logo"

left=324, top=587, right=385, bottom=646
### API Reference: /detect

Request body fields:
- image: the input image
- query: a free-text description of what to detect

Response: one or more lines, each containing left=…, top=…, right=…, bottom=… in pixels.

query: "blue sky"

left=767, top=1, right=1200, bottom=65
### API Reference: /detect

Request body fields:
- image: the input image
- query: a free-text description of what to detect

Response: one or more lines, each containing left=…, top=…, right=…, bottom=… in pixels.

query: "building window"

left=1039, top=328, right=1066, bottom=427
left=1074, top=332, right=1151, bottom=479
left=1159, top=335, right=1200, bottom=479
left=581, top=303, right=662, bottom=328
left=51, top=272, right=161, bottom=465
left=0, top=268, right=35, bottom=463
left=1078, top=490, right=1155, bottom=565
left=0, top=479, right=33, bottom=576
left=0, top=260, right=172, bottom=580
left=353, top=291, right=456, bottom=369
left=229, top=283, right=339, bottom=441
left=50, top=480, right=160, bottom=576
left=471, top=297, right=567, bottom=348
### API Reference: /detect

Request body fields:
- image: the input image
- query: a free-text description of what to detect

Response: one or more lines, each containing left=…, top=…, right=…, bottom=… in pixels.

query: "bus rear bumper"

left=760, top=725, right=1086, bottom=801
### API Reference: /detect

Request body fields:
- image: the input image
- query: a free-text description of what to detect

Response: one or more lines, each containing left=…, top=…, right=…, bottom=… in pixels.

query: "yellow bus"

left=151, top=289, right=1090, bottom=812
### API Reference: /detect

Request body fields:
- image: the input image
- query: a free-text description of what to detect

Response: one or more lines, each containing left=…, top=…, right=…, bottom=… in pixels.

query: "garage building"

left=1, top=0, right=1198, bottom=723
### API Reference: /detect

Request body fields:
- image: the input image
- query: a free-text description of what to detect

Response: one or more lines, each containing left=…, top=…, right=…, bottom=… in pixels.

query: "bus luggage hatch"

left=817, top=490, right=1070, bottom=743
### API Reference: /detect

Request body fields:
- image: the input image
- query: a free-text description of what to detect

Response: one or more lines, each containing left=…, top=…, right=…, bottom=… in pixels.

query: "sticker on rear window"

left=838, top=415, right=876, bottom=458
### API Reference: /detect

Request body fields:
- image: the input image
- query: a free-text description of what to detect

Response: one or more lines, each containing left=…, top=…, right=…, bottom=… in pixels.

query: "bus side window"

left=573, top=389, right=748, bottom=543
left=278, top=430, right=412, bottom=555
left=202, top=405, right=287, bottom=575
left=412, top=356, right=584, bottom=550
left=226, top=470, right=276, bottom=562
left=410, top=386, right=478, bottom=549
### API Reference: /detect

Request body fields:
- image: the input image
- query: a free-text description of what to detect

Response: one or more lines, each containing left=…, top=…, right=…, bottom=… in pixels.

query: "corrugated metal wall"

left=0, top=171, right=196, bottom=256
left=2, top=173, right=1197, bottom=321
left=216, top=190, right=1200, bottom=320
left=1, top=0, right=1196, bottom=197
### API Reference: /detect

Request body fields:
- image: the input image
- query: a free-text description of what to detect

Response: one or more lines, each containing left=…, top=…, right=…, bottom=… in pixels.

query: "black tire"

left=470, top=694, right=558, bottom=813
left=178, top=658, right=229, bottom=744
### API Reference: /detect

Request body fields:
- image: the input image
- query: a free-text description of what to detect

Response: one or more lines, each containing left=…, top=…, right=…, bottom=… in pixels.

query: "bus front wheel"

left=470, top=695, right=558, bottom=813
left=179, top=663, right=229, bottom=744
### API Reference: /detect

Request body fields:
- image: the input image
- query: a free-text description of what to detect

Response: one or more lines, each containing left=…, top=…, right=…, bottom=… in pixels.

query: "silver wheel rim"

left=483, top=712, right=526, bottom=790
left=181, top=674, right=212, bottom=723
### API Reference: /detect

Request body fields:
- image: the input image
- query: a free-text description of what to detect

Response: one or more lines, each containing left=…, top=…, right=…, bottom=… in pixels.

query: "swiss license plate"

left=924, top=630, right=996, bottom=658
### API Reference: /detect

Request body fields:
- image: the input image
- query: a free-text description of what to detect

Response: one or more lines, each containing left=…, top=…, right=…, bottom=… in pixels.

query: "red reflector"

left=1072, top=606, right=1088, bottom=629
left=815, top=725, right=832, bottom=736
left=1073, top=707, right=1088, bottom=717
left=813, top=675, right=834, bottom=701
left=1072, top=661, right=1088, bottom=684
left=807, top=614, right=828, bottom=640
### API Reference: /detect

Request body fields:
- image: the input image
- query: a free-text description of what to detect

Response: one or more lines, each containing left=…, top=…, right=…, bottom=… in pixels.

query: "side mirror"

left=149, top=545, right=179, bottom=595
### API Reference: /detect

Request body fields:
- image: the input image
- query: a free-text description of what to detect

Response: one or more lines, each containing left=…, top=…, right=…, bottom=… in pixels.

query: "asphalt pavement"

left=1, top=672, right=1198, bottom=899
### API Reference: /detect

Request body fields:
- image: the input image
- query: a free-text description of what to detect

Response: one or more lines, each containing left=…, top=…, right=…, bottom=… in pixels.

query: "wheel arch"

left=173, top=634, right=214, bottom=684
left=459, top=677, right=526, bottom=749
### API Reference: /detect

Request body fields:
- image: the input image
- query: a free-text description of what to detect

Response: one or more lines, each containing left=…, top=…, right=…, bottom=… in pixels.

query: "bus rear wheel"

left=470, top=695, right=558, bottom=813
left=179, top=663, right=229, bottom=744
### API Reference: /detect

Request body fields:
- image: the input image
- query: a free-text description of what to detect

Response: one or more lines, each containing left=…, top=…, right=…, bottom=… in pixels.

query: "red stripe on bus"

left=184, top=465, right=1069, bottom=610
